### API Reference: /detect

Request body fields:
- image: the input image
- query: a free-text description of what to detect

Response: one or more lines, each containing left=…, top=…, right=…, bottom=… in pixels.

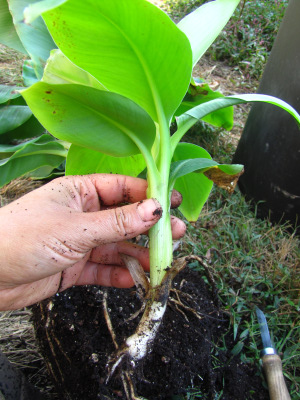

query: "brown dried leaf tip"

left=204, top=167, right=244, bottom=194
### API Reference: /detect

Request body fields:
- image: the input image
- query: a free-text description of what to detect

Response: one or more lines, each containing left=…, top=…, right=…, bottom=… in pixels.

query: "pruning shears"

left=255, top=307, right=291, bottom=400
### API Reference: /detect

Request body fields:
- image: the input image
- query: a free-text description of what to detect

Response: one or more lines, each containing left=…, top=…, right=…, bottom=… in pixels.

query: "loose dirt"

left=31, top=268, right=268, bottom=400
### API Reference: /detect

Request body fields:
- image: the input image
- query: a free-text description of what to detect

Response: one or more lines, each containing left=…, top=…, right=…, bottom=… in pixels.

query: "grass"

left=0, top=44, right=25, bottom=86
left=163, top=0, right=288, bottom=79
left=173, top=187, right=300, bottom=399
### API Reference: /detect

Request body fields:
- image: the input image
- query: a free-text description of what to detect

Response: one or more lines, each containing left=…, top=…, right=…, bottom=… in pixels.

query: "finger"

left=89, top=174, right=147, bottom=205
left=142, top=216, right=186, bottom=238
left=171, top=216, right=186, bottom=239
left=79, top=198, right=162, bottom=247
left=87, top=174, right=182, bottom=208
left=88, top=217, right=185, bottom=266
left=75, top=262, right=134, bottom=288
left=170, top=190, right=183, bottom=209
left=90, top=242, right=150, bottom=271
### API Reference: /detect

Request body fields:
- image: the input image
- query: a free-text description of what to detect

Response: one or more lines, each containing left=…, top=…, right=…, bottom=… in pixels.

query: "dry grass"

left=0, top=44, right=25, bottom=86
left=0, top=178, right=43, bottom=206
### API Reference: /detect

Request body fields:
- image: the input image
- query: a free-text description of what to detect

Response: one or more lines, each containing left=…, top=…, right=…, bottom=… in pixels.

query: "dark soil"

left=31, top=267, right=268, bottom=400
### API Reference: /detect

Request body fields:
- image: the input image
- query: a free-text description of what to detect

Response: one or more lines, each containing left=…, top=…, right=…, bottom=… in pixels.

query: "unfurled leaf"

left=172, top=143, right=213, bottom=222
left=178, top=0, right=240, bottom=67
left=171, top=143, right=243, bottom=221
left=42, top=0, right=192, bottom=122
left=170, top=157, right=219, bottom=189
left=0, top=0, right=27, bottom=53
left=228, top=94, right=300, bottom=125
left=172, top=94, right=300, bottom=150
left=66, top=145, right=146, bottom=177
left=27, top=164, right=65, bottom=179
left=21, top=82, right=156, bottom=157
left=42, top=49, right=106, bottom=89
left=0, top=85, right=23, bottom=104
left=23, top=0, right=67, bottom=23
left=0, top=105, right=32, bottom=135
left=22, top=60, right=39, bottom=86
left=170, top=153, right=243, bottom=190
left=0, top=114, right=45, bottom=144
left=0, top=133, right=55, bottom=153
left=8, top=0, right=56, bottom=79
left=0, top=134, right=67, bottom=187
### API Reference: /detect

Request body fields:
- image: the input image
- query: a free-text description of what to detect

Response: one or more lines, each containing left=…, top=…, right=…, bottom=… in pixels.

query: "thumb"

left=80, top=198, right=162, bottom=246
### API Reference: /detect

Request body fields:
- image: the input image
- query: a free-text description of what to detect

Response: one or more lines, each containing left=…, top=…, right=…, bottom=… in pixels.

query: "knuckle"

left=112, top=207, right=133, bottom=237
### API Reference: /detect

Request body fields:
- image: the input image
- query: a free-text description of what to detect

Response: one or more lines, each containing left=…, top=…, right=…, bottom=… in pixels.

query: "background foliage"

left=163, top=0, right=288, bottom=78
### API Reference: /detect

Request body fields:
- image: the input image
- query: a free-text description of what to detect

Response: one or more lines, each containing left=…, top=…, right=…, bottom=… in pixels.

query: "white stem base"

left=126, top=300, right=167, bottom=361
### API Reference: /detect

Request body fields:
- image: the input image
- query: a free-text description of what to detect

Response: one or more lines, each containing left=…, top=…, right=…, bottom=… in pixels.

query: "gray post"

left=233, top=0, right=300, bottom=225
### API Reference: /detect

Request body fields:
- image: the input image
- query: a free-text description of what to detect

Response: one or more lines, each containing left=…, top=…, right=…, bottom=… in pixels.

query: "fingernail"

left=137, top=198, right=162, bottom=222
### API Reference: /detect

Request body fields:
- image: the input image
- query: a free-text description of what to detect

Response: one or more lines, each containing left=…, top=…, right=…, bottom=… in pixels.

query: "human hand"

left=0, top=174, right=185, bottom=310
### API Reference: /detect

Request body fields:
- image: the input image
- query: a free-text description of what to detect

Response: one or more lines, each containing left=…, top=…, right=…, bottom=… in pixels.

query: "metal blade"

left=256, top=307, right=274, bottom=350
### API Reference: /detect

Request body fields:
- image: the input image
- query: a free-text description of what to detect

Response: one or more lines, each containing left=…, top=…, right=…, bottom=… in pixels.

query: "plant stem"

left=148, top=190, right=173, bottom=287
left=148, top=116, right=173, bottom=288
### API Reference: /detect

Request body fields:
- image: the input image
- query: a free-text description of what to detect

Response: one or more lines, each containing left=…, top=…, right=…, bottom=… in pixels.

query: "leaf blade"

left=42, top=49, right=106, bottom=89
left=66, top=144, right=146, bottom=177
left=8, top=0, right=56, bottom=79
left=0, top=0, right=27, bottom=53
left=171, top=143, right=243, bottom=221
left=178, top=0, right=240, bottom=67
left=21, top=82, right=156, bottom=157
left=0, top=105, right=32, bottom=135
left=0, top=135, right=66, bottom=187
left=172, top=143, right=213, bottom=221
left=42, top=0, right=192, bottom=121
left=172, top=93, right=300, bottom=150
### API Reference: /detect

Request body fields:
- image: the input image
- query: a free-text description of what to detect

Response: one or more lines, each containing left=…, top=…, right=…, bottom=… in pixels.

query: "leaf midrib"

left=92, top=2, right=163, bottom=122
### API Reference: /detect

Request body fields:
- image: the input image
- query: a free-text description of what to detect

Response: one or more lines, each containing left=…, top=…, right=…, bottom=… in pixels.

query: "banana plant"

left=19, top=0, right=300, bottom=394
left=0, top=0, right=69, bottom=186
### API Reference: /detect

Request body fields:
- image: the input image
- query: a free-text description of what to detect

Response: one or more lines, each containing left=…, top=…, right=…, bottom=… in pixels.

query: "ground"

left=31, top=268, right=268, bottom=399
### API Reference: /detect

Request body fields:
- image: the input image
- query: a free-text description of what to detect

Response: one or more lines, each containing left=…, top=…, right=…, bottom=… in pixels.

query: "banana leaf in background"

left=0, top=0, right=67, bottom=186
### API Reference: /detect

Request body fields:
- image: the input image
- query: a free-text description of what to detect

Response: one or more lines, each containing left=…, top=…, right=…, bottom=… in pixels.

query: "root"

left=105, top=257, right=187, bottom=385
left=103, top=290, right=145, bottom=399
left=169, top=288, right=203, bottom=322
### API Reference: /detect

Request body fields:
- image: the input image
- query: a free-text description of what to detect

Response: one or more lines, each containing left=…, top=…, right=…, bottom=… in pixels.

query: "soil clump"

left=31, top=267, right=268, bottom=400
